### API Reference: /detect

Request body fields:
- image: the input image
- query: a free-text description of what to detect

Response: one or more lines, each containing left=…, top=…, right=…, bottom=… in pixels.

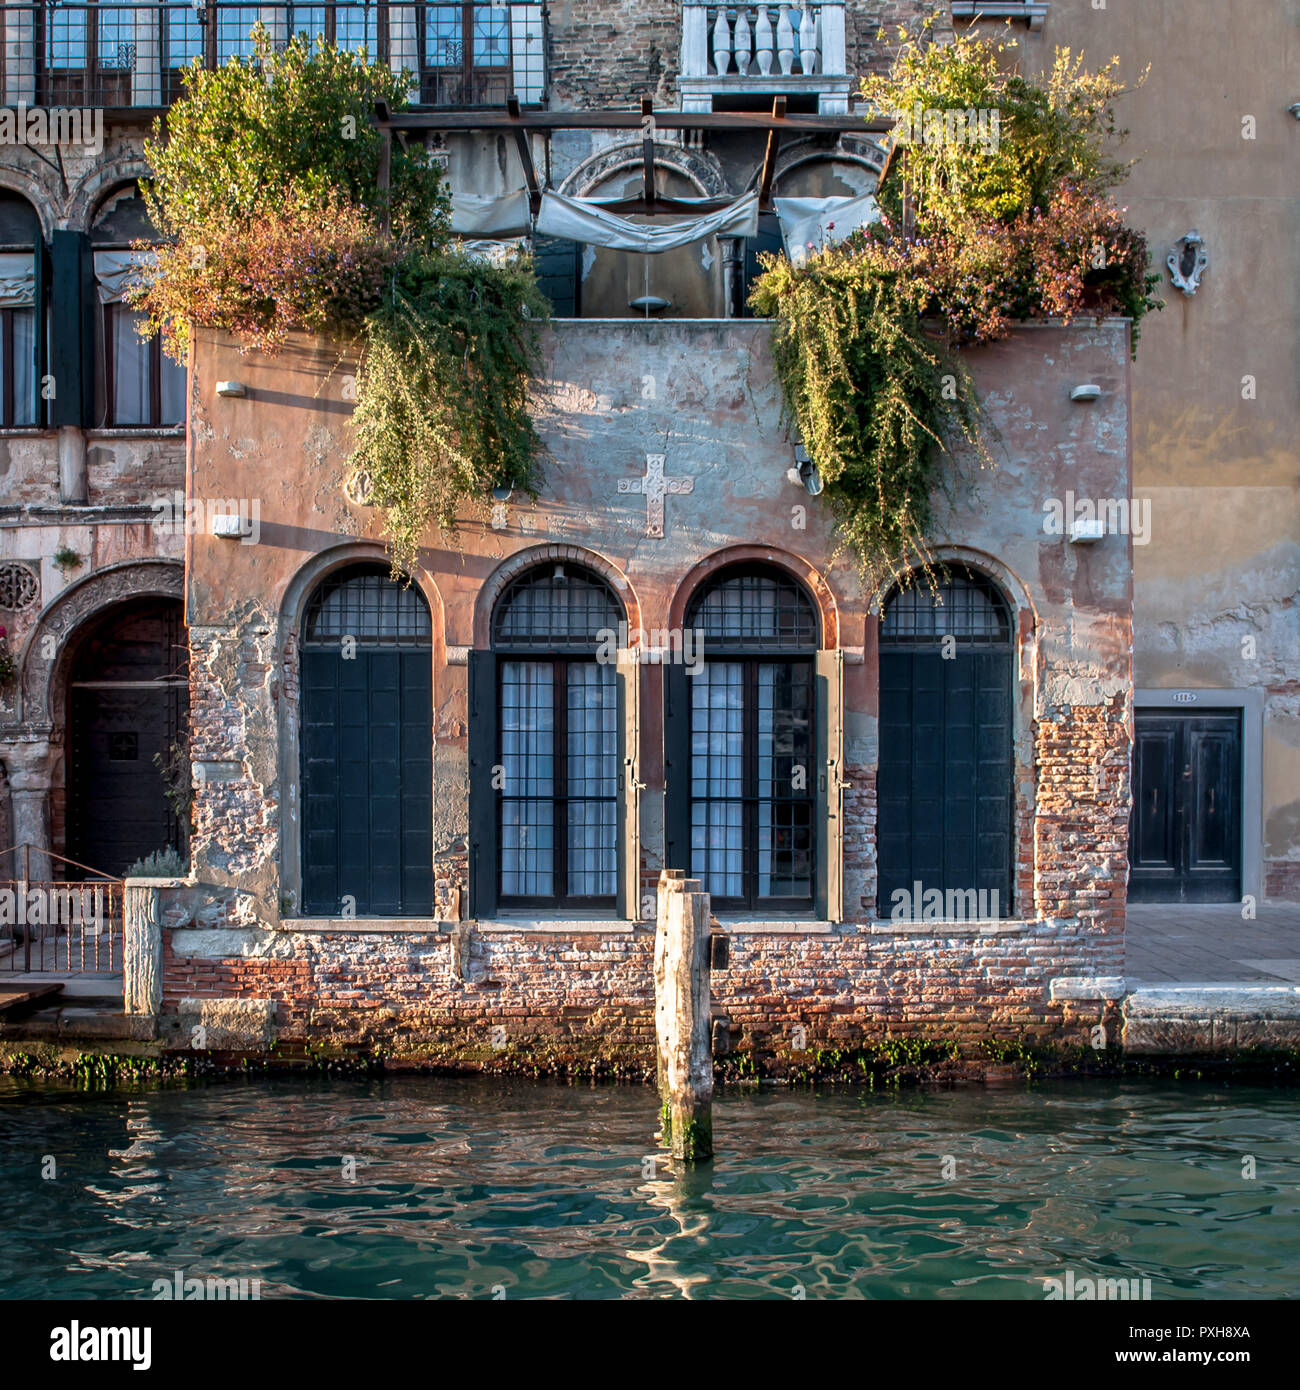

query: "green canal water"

left=1, top=1076, right=1297, bottom=1300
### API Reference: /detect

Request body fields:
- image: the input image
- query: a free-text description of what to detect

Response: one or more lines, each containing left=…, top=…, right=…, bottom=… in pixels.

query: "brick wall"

left=547, top=1, right=684, bottom=108
left=159, top=913, right=1113, bottom=1061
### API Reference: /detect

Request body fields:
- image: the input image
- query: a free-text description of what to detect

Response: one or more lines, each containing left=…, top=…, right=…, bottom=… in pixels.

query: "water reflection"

left=0, top=1077, right=1297, bottom=1299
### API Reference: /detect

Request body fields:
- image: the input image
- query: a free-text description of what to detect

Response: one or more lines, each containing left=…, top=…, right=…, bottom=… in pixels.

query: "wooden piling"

left=654, top=869, right=713, bottom=1161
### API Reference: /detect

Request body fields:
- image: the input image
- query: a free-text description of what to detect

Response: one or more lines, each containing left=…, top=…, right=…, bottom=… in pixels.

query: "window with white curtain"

left=0, top=307, right=37, bottom=428
left=685, top=566, right=819, bottom=910
left=492, top=564, right=622, bottom=907
left=105, top=303, right=185, bottom=427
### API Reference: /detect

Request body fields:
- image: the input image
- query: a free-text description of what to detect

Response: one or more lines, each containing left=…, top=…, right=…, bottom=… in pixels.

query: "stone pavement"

left=1125, top=904, right=1300, bottom=985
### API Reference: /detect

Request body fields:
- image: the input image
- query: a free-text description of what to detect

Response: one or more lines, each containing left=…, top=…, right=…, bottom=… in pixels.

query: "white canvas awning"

left=450, top=189, right=533, bottom=239
left=774, top=193, right=882, bottom=264
left=94, top=249, right=154, bottom=304
left=0, top=252, right=35, bottom=308
left=536, top=189, right=760, bottom=253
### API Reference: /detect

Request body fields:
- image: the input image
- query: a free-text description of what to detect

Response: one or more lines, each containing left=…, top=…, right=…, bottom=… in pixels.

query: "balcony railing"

left=680, top=2, right=850, bottom=113
left=0, top=2, right=545, bottom=110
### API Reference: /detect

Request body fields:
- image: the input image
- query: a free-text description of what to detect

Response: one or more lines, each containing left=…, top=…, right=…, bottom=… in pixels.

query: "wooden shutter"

left=616, top=649, right=642, bottom=921
left=33, top=233, right=49, bottom=429
left=664, top=662, right=692, bottom=873
left=467, top=650, right=498, bottom=920
left=49, top=229, right=93, bottom=427
left=815, top=648, right=844, bottom=922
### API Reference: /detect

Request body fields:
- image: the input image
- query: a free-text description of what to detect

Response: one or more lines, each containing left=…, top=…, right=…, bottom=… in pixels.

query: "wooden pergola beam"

left=506, top=95, right=542, bottom=215
left=757, top=96, right=786, bottom=210
left=374, top=109, right=892, bottom=135
left=641, top=96, right=656, bottom=207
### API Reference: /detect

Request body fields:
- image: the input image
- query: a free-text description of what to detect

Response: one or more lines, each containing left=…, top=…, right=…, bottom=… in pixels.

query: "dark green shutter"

left=33, top=233, right=49, bottom=428
left=815, top=648, right=844, bottom=922
left=664, top=662, right=691, bottom=873
left=49, top=230, right=94, bottom=427
left=616, top=651, right=641, bottom=921
left=467, top=650, right=498, bottom=920
left=533, top=235, right=579, bottom=316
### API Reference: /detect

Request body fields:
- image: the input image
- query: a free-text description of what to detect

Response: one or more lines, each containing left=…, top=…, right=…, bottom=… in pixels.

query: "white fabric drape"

left=449, top=189, right=533, bottom=239
left=774, top=193, right=882, bottom=264
left=94, top=249, right=154, bottom=304
left=536, top=189, right=760, bottom=253
left=0, top=252, right=35, bottom=308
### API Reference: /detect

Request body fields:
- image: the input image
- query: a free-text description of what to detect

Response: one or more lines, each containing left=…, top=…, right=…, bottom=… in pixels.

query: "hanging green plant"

left=752, top=27, right=1162, bottom=599
left=751, top=240, right=989, bottom=604
left=349, top=251, right=550, bottom=578
left=129, top=28, right=548, bottom=580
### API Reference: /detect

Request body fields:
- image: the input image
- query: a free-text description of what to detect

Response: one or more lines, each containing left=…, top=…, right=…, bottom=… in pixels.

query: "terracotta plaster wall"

left=171, top=317, right=1131, bottom=1045
left=1003, top=0, right=1300, bottom=894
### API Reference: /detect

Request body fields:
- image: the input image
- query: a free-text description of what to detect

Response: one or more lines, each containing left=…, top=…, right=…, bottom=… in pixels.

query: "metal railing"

left=0, top=843, right=124, bottom=974
left=0, top=3, right=546, bottom=110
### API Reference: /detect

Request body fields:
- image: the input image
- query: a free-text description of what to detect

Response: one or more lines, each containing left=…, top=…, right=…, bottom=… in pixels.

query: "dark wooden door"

left=66, top=598, right=187, bottom=878
left=1130, top=710, right=1241, bottom=902
left=68, top=686, right=183, bottom=877
left=301, top=649, right=432, bottom=916
left=876, top=649, right=1013, bottom=916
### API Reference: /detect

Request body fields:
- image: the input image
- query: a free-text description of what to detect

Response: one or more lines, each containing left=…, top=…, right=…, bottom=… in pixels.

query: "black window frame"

left=682, top=563, right=821, bottom=913
left=0, top=303, right=39, bottom=429
left=489, top=563, right=624, bottom=911
left=103, top=300, right=183, bottom=428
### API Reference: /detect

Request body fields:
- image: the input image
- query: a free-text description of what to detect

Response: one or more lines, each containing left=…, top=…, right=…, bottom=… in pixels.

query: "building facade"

left=0, top=2, right=1293, bottom=1062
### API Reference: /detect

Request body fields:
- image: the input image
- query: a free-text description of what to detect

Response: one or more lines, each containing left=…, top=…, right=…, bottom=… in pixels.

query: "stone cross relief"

left=619, top=453, right=694, bottom=538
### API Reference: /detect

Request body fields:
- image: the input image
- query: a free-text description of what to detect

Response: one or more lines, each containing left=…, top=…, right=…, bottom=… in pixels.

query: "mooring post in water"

left=654, top=868, right=713, bottom=1162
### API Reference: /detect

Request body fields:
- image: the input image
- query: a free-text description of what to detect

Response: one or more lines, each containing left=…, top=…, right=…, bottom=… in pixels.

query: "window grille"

left=685, top=565, right=819, bottom=650
left=492, top=564, right=621, bottom=652
left=880, top=567, right=1011, bottom=645
left=302, top=565, right=432, bottom=646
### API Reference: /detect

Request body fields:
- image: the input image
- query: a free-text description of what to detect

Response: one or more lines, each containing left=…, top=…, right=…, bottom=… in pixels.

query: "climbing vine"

left=349, top=251, right=549, bottom=576
left=130, top=28, right=546, bottom=578
left=751, top=27, right=1162, bottom=601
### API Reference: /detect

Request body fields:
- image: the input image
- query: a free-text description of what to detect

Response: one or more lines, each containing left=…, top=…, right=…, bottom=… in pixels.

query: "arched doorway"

left=66, top=597, right=189, bottom=877
left=876, top=567, right=1013, bottom=919
left=299, top=565, right=433, bottom=916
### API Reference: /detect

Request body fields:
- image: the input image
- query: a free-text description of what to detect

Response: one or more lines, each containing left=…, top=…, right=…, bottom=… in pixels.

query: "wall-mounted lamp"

left=216, top=380, right=246, bottom=398
left=1070, top=384, right=1102, bottom=402
left=211, top=513, right=251, bottom=540
left=628, top=296, right=671, bottom=316
left=1069, top=518, right=1105, bottom=544
left=491, top=484, right=514, bottom=502
left=793, top=443, right=823, bottom=496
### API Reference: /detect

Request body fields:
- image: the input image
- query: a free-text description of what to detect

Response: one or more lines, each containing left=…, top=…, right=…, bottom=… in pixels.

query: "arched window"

left=479, top=563, right=625, bottom=909
left=876, top=566, right=1013, bottom=920
left=0, top=191, right=41, bottom=429
left=674, top=564, right=822, bottom=912
left=299, top=564, right=433, bottom=916
left=92, top=183, right=185, bottom=428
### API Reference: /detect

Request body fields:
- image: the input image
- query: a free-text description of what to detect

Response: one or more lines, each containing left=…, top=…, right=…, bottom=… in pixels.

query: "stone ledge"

left=276, top=918, right=447, bottom=934
left=175, top=997, right=276, bottom=1048
left=721, top=921, right=834, bottom=935
left=866, top=919, right=1034, bottom=936
left=1050, top=975, right=1127, bottom=1001
left=1125, top=985, right=1300, bottom=1018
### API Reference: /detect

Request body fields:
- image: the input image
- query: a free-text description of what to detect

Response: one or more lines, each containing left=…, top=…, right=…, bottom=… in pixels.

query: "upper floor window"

left=8, top=3, right=543, bottom=109
left=0, top=193, right=41, bottom=430
left=92, top=185, right=185, bottom=428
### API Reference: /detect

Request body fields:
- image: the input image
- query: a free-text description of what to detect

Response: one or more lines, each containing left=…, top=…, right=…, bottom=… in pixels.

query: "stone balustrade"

left=680, top=2, right=850, bottom=113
